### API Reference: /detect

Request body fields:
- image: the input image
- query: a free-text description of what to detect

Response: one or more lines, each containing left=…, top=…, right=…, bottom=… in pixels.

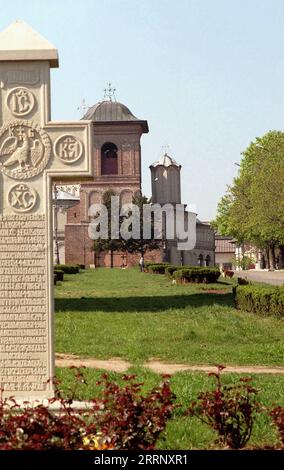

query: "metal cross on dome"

left=104, top=82, right=116, bottom=102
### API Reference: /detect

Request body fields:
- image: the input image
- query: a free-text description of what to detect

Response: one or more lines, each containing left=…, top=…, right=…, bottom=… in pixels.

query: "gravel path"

left=56, top=354, right=284, bottom=375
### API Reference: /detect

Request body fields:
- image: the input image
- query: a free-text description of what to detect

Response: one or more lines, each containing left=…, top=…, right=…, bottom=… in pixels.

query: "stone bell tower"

left=150, top=152, right=181, bottom=205
left=64, top=86, right=149, bottom=267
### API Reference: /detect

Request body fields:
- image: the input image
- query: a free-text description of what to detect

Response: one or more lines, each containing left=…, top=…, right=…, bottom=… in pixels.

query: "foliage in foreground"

left=0, top=371, right=175, bottom=450
left=186, top=366, right=260, bottom=449
left=2, top=366, right=284, bottom=449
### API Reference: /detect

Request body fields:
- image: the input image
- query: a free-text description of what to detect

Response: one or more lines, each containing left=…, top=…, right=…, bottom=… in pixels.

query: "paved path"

left=234, top=270, right=284, bottom=286
left=55, top=354, right=284, bottom=375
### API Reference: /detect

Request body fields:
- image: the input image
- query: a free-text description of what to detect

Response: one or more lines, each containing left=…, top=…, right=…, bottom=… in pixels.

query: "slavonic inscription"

left=0, top=214, right=48, bottom=392
left=54, top=134, right=83, bottom=163
left=8, top=183, right=37, bottom=212
left=6, top=87, right=35, bottom=117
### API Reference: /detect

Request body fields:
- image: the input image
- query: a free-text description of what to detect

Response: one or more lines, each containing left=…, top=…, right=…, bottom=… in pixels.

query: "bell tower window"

left=101, top=142, right=118, bottom=175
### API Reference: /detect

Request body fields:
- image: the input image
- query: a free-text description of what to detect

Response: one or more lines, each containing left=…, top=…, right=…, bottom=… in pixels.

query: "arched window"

left=198, top=254, right=203, bottom=267
left=101, top=142, right=118, bottom=175
left=205, top=255, right=210, bottom=267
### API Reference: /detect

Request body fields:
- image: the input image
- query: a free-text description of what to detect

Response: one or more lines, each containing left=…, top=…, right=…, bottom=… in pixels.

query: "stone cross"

left=0, top=21, right=93, bottom=399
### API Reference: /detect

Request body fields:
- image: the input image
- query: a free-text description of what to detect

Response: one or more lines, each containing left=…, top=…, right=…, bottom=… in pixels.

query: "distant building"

left=61, top=97, right=148, bottom=267
left=150, top=153, right=215, bottom=266
left=215, top=235, right=236, bottom=270
left=52, top=186, right=80, bottom=264
left=53, top=93, right=215, bottom=267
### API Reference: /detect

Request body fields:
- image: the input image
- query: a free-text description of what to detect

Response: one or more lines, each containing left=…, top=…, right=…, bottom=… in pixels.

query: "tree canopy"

left=213, top=130, right=284, bottom=266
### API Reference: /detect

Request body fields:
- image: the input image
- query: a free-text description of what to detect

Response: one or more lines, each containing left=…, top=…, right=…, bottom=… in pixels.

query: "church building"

left=54, top=90, right=215, bottom=267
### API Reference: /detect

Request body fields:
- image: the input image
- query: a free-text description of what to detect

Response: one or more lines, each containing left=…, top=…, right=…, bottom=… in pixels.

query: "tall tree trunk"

left=265, top=247, right=270, bottom=269
left=269, top=245, right=276, bottom=270
left=278, top=245, right=284, bottom=269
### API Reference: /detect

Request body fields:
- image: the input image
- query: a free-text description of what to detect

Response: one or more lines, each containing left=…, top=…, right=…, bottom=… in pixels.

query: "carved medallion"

left=6, top=87, right=35, bottom=117
left=8, top=183, right=37, bottom=212
left=0, top=120, right=51, bottom=179
left=54, top=134, right=83, bottom=163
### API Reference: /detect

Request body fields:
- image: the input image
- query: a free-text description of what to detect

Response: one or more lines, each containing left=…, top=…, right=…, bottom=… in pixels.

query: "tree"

left=121, top=194, right=161, bottom=256
left=213, top=131, right=284, bottom=268
left=92, top=189, right=124, bottom=268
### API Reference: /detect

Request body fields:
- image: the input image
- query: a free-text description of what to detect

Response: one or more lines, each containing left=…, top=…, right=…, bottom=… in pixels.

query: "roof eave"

left=92, top=119, right=149, bottom=133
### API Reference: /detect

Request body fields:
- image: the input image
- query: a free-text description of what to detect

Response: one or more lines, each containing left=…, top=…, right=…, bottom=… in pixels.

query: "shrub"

left=233, top=285, right=284, bottom=316
left=93, top=373, right=175, bottom=450
left=148, top=263, right=171, bottom=274
left=173, top=267, right=220, bottom=284
left=270, top=407, right=284, bottom=446
left=165, top=265, right=180, bottom=278
left=0, top=370, right=175, bottom=450
left=54, top=269, right=64, bottom=282
left=186, top=366, right=260, bottom=449
left=77, top=264, right=86, bottom=270
left=54, top=264, right=80, bottom=274
left=237, top=277, right=249, bottom=286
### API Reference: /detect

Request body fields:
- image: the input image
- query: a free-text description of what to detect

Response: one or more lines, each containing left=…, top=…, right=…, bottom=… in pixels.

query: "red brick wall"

left=65, top=222, right=163, bottom=268
left=67, top=201, right=81, bottom=224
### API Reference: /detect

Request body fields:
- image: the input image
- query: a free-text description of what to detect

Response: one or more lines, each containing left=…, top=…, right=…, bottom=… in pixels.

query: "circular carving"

left=8, top=183, right=37, bottom=212
left=6, top=87, right=35, bottom=117
left=54, top=134, right=83, bottom=163
left=0, top=120, right=51, bottom=180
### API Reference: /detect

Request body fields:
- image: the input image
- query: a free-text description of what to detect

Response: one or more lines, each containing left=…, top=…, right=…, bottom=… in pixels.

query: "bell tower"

left=64, top=88, right=149, bottom=267
left=150, top=153, right=181, bottom=205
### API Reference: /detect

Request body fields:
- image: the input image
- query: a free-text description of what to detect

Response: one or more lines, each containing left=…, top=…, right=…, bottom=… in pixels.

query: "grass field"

left=55, top=268, right=284, bottom=366
left=55, top=268, right=284, bottom=449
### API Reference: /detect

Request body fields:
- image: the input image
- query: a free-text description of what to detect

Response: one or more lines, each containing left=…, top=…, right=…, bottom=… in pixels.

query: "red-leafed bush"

left=0, top=370, right=175, bottom=450
left=186, top=365, right=260, bottom=449
left=270, top=406, right=284, bottom=446
left=91, top=373, right=175, bottom=450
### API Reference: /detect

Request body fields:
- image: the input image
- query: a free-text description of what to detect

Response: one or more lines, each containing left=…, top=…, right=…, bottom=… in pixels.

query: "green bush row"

left=173, top=267, right=220, bottom=284
left=233, top=285, right=284, bottom=316
left=54, top=269, right=64, bottom=282
left=54, top=264, right=80, bottom=274
left=148, top=263, right=171, bottom=274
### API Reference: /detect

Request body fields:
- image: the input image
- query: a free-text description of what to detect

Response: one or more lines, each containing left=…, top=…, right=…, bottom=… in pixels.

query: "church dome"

left=150, top=153, right=181, bottom=168
left=83, top=100, right=135, bottom=121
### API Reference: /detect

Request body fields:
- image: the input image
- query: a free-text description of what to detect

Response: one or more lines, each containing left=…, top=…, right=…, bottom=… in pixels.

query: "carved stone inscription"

left=0, top=214, right=48, bottom=393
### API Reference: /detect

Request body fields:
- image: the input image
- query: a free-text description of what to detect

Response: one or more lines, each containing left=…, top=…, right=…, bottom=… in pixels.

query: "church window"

left=101, top=142, right=118, bottom=175
left=198, top=254, right=203, bottom=267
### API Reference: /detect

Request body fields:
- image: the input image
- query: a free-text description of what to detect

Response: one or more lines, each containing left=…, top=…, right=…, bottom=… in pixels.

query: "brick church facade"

left=62, top=98, right=152, bottom=267
left=54, top=95, right=215, bottom=268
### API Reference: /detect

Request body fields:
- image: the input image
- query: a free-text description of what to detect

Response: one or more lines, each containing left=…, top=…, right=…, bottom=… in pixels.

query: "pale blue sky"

left=1, top=0, right=284, bottom=219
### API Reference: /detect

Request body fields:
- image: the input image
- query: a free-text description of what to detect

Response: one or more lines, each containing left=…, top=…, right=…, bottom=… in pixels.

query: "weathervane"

left=77, top=99, right=89, bottom=116
left=104, top=82, right=116, bottom=102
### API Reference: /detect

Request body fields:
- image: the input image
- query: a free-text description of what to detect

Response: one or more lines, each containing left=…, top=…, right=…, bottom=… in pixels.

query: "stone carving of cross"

left=0, top=20, right=93, bottom=400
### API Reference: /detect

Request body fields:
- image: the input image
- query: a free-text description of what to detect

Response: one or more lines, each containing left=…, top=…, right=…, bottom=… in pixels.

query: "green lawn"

left=55, top=268, right=284, bottom=449
left=55, top=268, right=284, bottom=366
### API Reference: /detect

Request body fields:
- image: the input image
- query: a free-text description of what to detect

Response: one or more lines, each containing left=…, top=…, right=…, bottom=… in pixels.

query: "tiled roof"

left=215, top=238, right=236, bottom=253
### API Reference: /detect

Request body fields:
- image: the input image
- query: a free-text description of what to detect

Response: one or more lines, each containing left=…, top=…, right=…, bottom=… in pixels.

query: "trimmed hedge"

left=173, top=267, right=220, bottom=284
left=148, top=263, right=171, bottom=274
left=165, top=265, right=180, bottom=278
left=233, top=285, right=284, bottom=317
left=145, top=261, right=169, bottom=269
left=54, top=264, right=80, bottom=274
left=54, top=269, right=64, bottom=282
